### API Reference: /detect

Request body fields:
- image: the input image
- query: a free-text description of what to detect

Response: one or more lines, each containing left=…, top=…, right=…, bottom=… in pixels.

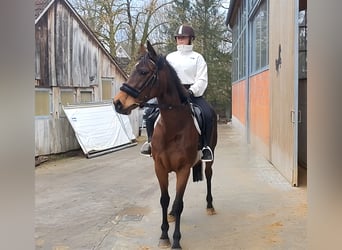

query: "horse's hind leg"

left=205, top=162, right=216, bottom=215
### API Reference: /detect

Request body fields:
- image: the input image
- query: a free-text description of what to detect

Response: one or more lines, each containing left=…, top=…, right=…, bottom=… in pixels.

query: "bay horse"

left=113, top=41, right=217, bottom=249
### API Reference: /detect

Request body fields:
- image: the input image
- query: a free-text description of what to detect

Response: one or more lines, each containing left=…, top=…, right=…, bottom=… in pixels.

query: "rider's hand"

left=188, top=89, right=194, bottom=97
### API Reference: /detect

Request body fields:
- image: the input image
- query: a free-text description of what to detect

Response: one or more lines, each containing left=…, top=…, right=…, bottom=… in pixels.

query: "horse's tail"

left=192, top=162, right=203, bottom=182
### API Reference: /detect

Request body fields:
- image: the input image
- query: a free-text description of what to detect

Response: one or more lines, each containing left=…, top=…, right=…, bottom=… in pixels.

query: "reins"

left=143, top=101, right=189, bottom=110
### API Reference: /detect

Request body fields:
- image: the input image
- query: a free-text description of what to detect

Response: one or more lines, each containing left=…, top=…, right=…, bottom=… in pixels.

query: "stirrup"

left=140, top=141, right=152, bottom=156
left=201, top=146, right=213, bottom=162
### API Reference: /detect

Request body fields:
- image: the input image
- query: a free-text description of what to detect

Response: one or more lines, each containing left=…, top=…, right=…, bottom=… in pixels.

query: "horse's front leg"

left=171, top=168, right=190, bottom=249
left=159, top=190, right=171, bottom=248
left=205, top=162, right=216, bottom=215
left=156, top=168, right=171, bottom=248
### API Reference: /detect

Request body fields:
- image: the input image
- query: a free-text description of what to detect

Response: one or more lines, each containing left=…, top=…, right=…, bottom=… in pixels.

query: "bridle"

left=120, top=55, right=159, bottom=101
left=119, top=53, right=189, bottom=110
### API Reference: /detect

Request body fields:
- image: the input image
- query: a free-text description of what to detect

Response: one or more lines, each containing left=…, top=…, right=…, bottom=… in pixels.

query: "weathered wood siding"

left=35, top=0, right=133, bottom=156
left=35, top=13, right=49, bottom=86
left=35, top=0, right=127, bottom=87
left=35, top=117, right=79, bottom=155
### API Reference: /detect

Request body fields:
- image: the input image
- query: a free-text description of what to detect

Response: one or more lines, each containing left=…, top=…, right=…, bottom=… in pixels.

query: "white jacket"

left=166, top=45, right=208, bottom=97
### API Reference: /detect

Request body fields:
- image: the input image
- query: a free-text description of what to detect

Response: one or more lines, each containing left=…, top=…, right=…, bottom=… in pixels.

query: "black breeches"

left=145, top=114, right=155, bottom=141
left=143, top=106, right=159, bottom=142
left=190, top=96, right=214, bottom=147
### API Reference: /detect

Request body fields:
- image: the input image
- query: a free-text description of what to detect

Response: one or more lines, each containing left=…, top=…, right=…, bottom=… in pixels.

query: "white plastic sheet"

left=63, top=102, right=135, bottom=157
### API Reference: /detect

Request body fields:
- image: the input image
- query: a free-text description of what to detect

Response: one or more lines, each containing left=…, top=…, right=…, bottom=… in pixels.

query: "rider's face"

left=176, top=36, right=191, bottom=45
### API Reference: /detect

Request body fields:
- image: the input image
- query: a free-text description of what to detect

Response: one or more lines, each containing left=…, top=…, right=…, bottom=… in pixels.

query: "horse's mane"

left=156, top=54, right=189, bottom=103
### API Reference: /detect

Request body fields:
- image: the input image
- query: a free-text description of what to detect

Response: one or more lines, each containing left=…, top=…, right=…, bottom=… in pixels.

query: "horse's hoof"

left=158, top=238, right=171, bottom=248
left=207, top=207, right=216, bottom=215
left=171, top=244, right=182, bottom=250
left=167, top=214, right=175, bottom=222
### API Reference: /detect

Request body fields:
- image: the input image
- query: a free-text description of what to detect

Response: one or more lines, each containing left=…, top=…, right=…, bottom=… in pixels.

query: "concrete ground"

left=35, top=123, right=307, bottom=250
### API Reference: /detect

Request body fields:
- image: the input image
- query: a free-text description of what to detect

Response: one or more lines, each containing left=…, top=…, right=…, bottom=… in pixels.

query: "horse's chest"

left=152, top=122, right=199, bottom=167
left=158, top=134, right=195, bottom=150
left=153, top=135, right=198, bottom=165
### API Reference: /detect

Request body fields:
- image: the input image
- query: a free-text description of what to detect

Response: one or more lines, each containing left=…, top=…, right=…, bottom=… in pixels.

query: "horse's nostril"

left=114, top=100, right=122, bottom=111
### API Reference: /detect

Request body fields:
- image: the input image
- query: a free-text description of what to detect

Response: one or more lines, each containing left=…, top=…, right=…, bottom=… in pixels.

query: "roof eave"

left=225, top=0, right=237, bottom=28
left=35, top=0, right=54, bottom=24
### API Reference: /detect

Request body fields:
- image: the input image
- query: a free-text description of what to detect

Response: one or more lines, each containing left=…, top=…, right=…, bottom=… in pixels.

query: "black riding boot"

left=189, top=96, right=214, bottom=162
left=201, top=118, right=214, bottom=162
left=140, top=107, right=159, bottom=156
left=140, top=117, right=154, bottom=156
left=201, top=139, right=213, bottom=162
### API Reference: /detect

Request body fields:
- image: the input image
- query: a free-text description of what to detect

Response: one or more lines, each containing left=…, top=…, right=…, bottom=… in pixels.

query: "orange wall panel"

left=232, top=80, right=246, bottom=125
left=249, top=71, right=270, bottom=146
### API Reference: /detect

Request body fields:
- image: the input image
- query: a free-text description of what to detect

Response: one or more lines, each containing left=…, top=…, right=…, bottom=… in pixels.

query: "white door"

left=269, top=0, right=299, bottom=186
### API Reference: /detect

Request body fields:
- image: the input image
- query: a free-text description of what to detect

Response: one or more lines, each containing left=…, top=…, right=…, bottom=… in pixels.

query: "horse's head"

left=113, top=41, right=162, bottom=115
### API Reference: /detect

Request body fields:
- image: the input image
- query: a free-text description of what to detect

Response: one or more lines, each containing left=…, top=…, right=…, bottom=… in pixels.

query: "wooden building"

left=34, top=0, right=138, bottom=156
left=226, top=0, right=307, bottom=186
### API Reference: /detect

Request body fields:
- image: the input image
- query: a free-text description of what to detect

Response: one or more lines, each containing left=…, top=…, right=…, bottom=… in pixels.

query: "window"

left=231, top=0, right=247, bottom=82
left=298, top=10, right=307, bottom=79
left=102, top=78, right=113, bottom=101
left=231, top=0, right=269, bottom=80
left=251, top=0, right=268, bottom=73
left=248, top=0, right=258, bottom=10
left=35, top=88, right=51, bottom=117
left=232, top=25, right=239, bottom=81
left=80, top=91, right=93, bottom=103
left=60, top=89, right=75, bottom=117
left=239, top=30, right=246, bottom=79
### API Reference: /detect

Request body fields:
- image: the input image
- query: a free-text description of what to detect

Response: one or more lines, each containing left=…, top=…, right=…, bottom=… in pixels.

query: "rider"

left=140, top=24, right=214, bottom=162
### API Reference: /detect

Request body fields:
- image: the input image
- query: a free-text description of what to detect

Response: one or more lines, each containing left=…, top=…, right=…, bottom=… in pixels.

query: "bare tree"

left=71, top=0, right=172, bottom=72
left=72, top=0, right=127, bottom=54
left=119, top=0, right=172, bottom=65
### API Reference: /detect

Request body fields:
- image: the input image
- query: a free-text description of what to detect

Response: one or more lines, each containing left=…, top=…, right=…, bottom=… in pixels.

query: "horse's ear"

left=146, top=40, right=157, bottom=60
left=139, top=43, right=147, bottom=57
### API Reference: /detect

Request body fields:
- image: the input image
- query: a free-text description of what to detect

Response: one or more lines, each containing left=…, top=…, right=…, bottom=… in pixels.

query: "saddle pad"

left=193, top=116, right=201, bottom=135
left=154, top=113, right=201, bottom=135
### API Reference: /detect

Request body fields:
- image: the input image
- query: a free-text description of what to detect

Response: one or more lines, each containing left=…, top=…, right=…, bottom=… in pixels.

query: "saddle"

left=190, top=103, right=204, bottom=135
left=146, top=102, right=205, bottom=149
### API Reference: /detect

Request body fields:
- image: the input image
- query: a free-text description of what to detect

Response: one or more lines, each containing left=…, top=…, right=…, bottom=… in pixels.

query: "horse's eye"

left=140, top=70, right=148, bottom=76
